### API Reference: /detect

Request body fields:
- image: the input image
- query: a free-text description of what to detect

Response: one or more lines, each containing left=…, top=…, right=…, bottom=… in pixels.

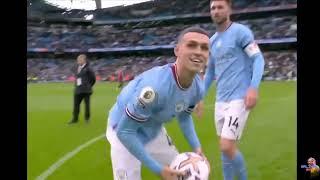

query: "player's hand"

left=194, top=148, right=211, bottom=173
left=244, top=87, right=258, bottom=110
left=194, top=148, right=208, bottom=161
left=160, top=166, right=186, bottom=180
left=194, top=100, right=204, bottom=118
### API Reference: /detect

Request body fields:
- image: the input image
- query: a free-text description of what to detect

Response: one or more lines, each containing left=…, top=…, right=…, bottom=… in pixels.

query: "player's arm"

left=240, top=26, right=265, bottom=90
left=195, top=76, right=208, bottom=118
left=116, top=115, right=164, bottom=173
left=195, top=50, right=215, bottom=118
left=116, top=85, right=164, bottom=174
left=203, top=50, right=215, bottom=96
left=239, top=26, right=265, bottom=109
left=117, top=85, right=186, bottom=178
left=177, top=109, right=201, bottom=152
left=246, top=46, right=264, bottom=90
left=117, top=116, right=185, bottom=179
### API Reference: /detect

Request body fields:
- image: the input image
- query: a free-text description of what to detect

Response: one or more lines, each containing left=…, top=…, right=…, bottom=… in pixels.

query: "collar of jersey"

left=171, top=63, right=188, bottom=91
left=217, top=21, right=233, bottom=34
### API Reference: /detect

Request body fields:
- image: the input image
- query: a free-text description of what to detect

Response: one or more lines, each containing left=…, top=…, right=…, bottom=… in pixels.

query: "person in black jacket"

left=68, top=54, right=96, bottom=124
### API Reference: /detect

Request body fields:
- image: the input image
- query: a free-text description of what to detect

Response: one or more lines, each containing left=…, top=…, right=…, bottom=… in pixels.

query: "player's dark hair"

left=177, top=26, right=209, bottom=43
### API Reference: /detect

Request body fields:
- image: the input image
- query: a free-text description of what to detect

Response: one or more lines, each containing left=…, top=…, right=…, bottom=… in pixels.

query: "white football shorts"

left=214, top=99, right=250, bottom=140
left=106, top=119, right=179, bottom=180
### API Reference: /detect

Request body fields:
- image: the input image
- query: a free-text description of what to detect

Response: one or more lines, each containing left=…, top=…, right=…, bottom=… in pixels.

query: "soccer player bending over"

left=106, top=27, right=210, bottom=180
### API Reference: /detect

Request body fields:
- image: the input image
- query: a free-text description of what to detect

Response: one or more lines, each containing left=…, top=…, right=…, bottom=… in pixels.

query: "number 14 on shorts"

left=228, top=116, right=239, bottom=137
left=228, top=116, right=239, bottom=129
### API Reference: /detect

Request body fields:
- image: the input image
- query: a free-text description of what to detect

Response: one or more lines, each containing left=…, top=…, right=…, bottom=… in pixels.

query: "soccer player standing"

left=196, top=0, right=265, bottom=179
left=106, top=27, right=210, bottom=180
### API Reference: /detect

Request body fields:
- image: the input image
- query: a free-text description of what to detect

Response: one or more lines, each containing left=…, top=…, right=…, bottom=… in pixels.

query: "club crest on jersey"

left=175, top=101, right=186, bottom=112
left=216, top=40, right=222, bottom=48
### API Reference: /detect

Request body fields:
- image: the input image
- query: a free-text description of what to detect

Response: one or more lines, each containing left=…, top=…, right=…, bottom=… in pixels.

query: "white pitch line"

left=35, top=134, right=105, bottom=180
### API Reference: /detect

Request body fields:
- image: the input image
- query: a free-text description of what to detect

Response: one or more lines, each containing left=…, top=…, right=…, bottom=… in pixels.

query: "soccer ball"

left=170, top=152, right=210, bottom=180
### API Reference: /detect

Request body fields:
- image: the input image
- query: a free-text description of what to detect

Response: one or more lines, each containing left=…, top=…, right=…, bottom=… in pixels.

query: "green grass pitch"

left=28, top=81, right=296, bottom=180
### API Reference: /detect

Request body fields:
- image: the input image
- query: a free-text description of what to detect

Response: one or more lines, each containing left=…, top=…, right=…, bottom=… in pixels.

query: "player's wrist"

left=249, top=85, right=258, bottom=90
left=155, top=164, right=164, bottom=175
left=193, top=147, right=203, bottom=155
left=190, top=141, right=201, bottom=150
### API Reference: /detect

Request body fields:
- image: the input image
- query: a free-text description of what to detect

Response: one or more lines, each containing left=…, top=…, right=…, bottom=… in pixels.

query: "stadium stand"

left=27, top=50, right=296, bottom=83
left=27, top=15, right=296, bottom=49
left=27, top=0, right=297, bottom=82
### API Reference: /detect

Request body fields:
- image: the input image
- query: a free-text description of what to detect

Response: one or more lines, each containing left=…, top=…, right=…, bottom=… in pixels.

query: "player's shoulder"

left=142, top=63, right=171, bottom=80
left=138, top=63, right=172, bottom=92
left=210, top=33, right=218, bottom=47
left=232, top=22, right=253, bottom=34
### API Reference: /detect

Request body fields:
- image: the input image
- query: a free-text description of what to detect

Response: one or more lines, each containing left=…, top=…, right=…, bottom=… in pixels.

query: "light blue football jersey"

left=204, top=22, right=265, bottom=102
left=107, top=63, right=203, bottom=174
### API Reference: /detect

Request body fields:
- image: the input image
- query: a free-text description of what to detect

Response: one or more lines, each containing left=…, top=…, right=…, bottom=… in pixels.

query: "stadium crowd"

left=28, top=0, right=296, bottom=21
left=27, top=15, right=296, bottom=50
left=27, top=50, right=296, bottom=82
left=95, top=0, right=296, bottom=20
left=27, top=0, right=297, bottom=83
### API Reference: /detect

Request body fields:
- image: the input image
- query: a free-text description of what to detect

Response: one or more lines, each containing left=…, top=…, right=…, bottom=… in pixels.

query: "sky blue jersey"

left=108, top=63, right=203, bottom=174
left=204, top=22, right=265, bottom=102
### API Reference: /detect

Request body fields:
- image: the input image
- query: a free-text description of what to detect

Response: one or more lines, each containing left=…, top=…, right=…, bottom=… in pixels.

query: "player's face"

left=175, top=32, right=209, bottom=73
left=210, top=1, right=231, bottom=25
